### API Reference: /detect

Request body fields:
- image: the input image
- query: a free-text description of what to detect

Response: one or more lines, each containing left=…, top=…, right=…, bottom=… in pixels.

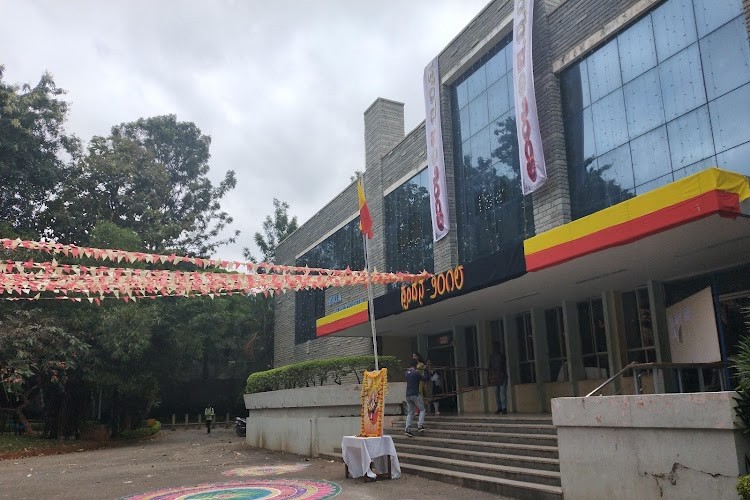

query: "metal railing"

left=424, top=365, right=494, bottom=402
left=585, top=361, right=726, bottom=397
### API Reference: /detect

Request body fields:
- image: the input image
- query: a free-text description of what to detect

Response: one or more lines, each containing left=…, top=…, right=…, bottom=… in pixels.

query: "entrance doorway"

left=427, top=332, right=457, bottom=413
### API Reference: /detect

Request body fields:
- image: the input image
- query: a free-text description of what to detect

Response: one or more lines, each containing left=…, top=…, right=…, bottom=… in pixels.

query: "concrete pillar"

left=531, top=308, right=550, bottom=411
left=454, top=325, right=467, bottom=413
left=649, top=280, right=674, bottom=393
left=562, top=300, right=584, bottom=396
left=505, top=314, right=520, bottom=412
left=602, top=290, right=623, bottom=394
left=477, top=320, right=491, bottom=413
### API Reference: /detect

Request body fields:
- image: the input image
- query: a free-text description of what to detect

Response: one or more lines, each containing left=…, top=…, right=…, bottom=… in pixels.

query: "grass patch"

left=0, top=434, right=76, bottom=454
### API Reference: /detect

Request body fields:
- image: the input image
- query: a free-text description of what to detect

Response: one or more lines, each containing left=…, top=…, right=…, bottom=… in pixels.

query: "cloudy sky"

left=1, top=0, right=489, bottom=262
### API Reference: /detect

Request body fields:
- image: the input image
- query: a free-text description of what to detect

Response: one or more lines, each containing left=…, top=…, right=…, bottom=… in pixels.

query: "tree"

left=0, top=67, right=79, bottom=238
left=241, top=199, right=299, bottom=367
left=244, top=198, right=299, bottom=263
left=0, top=307, right=88, bottom=435
left=48, top=115, right=238, bottom=256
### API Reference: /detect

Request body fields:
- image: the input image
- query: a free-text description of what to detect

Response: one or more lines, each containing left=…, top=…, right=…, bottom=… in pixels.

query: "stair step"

left=398, top=452, right=561, bottom=487
left=389, top=435, right=559, bottom=459
left=416, top=421, right=557, bottom=434
left=394, top=414, right=554, bottom=426
left=394, top=442, right=559, bottom=471
left=394, top=428, right=557, bottom=446
left=400, top=462, right=563, bottom=500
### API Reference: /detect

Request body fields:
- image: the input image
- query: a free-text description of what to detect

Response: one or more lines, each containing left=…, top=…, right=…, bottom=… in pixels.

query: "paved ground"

left=0, top=427, right=509, bottom=499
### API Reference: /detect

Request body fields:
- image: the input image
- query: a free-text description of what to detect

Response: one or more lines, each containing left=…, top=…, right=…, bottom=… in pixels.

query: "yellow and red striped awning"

left=316, top=301, right=369, bottom=337
left=524, top=168, right=750, bottom=272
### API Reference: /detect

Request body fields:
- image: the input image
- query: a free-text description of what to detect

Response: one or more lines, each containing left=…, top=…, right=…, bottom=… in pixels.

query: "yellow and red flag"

left=357, top=178, right=373, bottom=239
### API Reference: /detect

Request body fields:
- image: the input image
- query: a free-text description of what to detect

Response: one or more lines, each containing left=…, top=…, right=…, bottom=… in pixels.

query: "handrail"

left=586, top=362, right=637, bottom=397
left=586, top=361, right=725, bottom=397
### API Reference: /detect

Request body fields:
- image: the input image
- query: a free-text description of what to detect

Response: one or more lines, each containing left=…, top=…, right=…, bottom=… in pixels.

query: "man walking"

left=489, top=342, right=508, bottom=414
left=204, top=405, right=215, bottom=434
left=404, top=359, right=430, bottom=437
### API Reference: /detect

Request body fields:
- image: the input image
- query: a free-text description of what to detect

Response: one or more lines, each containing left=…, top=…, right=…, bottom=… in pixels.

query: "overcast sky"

left=0, top=0, right=489, bottom=262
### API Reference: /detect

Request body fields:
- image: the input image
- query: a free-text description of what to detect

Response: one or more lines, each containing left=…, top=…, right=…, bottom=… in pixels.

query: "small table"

left=341, top=435, right=401, bottom=480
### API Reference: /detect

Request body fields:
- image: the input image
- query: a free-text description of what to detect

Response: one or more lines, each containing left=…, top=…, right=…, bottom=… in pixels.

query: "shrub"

left=245, top=355, right=401, bottom=394
left=731, top=308, right=750, bottom=436
left=119, top=420, right=161, bottom=440
left=738, top=474, right=750, bottom=500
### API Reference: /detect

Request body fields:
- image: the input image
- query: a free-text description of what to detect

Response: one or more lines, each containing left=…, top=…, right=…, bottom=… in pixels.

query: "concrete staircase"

left=326, top=414, right=563, bottom=499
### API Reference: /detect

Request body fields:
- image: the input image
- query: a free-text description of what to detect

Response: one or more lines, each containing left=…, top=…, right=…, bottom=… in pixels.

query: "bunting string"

left=0, top=239, right=430, bottom=304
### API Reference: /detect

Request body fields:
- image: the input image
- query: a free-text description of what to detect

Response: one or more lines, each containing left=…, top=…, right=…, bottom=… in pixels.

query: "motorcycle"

left=235, top=416, right=246, bottom=437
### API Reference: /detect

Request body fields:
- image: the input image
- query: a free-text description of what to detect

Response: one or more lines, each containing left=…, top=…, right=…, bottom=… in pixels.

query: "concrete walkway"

left=0, top=427, right=512, bottom=499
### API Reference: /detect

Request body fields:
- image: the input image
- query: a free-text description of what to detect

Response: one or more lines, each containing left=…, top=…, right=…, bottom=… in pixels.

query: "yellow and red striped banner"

left=524, top=168, right=750, bottom=271
left=316, top=301, right=369, bottom=337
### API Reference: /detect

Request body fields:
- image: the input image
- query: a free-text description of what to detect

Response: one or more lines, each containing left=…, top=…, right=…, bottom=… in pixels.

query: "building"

left=273, top=0, right=750, bottom=415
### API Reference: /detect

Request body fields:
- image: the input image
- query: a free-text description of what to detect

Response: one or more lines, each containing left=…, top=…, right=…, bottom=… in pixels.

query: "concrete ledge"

left=552, top=392, right=741, bottom=429
left=243, top=382, right=406, bottom=456
left=552, top=392, right=749, bottom=500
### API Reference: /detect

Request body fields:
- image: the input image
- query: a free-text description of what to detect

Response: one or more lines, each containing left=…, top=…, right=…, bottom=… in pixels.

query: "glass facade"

left=383, top=168, right=434, bottom=289
left=546, top=307, right=568, bottom=382
left=623, top=288, right=656, bottom=363
left=516, top=312, right=536, bottom=383
left=294, top=218, right=365, bottom=344
left=451, top=33, right=535, bottom=263
left=561, top=0, right=750, bottom=220
left=578, top=298, right=609, bottom=379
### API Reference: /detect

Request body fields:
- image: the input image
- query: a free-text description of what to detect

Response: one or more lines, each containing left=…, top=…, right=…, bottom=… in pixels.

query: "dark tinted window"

left=451, top=33, right=535, bottom=263
left=384, top=168, right=434, bottom=289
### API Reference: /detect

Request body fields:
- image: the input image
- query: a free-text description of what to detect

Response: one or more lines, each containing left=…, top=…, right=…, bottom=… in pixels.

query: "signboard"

left=423, top=56, right=450, bottom=242
left=513, top=0, right=547, bottom=195
left=666, top=287, right=721, bottom=363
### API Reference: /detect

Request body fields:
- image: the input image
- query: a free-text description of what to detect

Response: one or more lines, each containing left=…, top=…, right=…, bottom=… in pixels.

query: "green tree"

left=244, top=198, right=298, bottom=263
left=0, top=67, right=79, bottom=237
left=241, top=199, right=299, bottom=367
left=49, top=114, right=237, bottom=256
left=0, top=307, right=88, bottom=435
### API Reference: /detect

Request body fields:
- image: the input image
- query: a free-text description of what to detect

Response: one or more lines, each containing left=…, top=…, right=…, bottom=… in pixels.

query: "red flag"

left=357, top=179, right=373, bottom=239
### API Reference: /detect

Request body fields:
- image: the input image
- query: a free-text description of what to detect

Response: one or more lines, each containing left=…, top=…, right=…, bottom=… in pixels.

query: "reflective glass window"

left=598, top=143, right=635, bottom=194
left=587, top=39, right=622, bottom=102
left=624, top=68, right=664, bottom=138
left=659, top=44, right=705, bottom=121
left=710, top=83, right=750, bottom=152
left=564, top=107, right=596, bottom=169
left=468, top=93, right=489, bottom=136
left=592, top=89, right=628, bottom=153
left=693, top=0, right=742, bottom=37
left=716, top=141, right=750, bottom=177
left=562, top=0, right=747, bottom=220
left=652, top=0, right=697, bottom=62
left=488, top=76, right=512, bottom=123
left=294, top=218, right=365, bottom=344
left=451, top=33, right=534, bottom=263
left=486, top=46, right=509, bottom=85
left=618, top=16, right=657, bottom=83
left=384, top=168, right=435, bottom=292
left=560, top=61, right=591, bottom=116
left=700, top=18, right=750, bottom=100
left=467, top=66, right=487, bottom=102
left=667, top=105, right=715, bottom=169
left=630, top=126, right=672, bottom=187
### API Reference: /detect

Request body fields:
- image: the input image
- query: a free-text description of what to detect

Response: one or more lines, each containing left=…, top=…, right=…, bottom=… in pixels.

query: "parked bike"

left=235, top=416, right=246, bottom=437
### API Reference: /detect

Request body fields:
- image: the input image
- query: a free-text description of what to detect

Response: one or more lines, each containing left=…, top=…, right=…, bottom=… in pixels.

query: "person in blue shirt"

left=404, top=359, right=430, bottom=437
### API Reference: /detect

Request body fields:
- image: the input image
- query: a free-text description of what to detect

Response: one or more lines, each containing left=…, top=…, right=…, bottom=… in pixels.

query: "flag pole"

left=363, top=233, right=379, bottom=371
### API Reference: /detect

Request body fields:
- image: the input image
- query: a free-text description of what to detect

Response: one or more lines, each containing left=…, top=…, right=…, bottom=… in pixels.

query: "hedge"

left=119, top=420, right=161, bottom=440
left=245, top=355, right=401, bottom=394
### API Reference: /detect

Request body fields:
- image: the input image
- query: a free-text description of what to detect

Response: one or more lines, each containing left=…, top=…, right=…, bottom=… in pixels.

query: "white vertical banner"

left=424, top=56, right=450, bottom=242
left=513, top=0, right=547, bottom=195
